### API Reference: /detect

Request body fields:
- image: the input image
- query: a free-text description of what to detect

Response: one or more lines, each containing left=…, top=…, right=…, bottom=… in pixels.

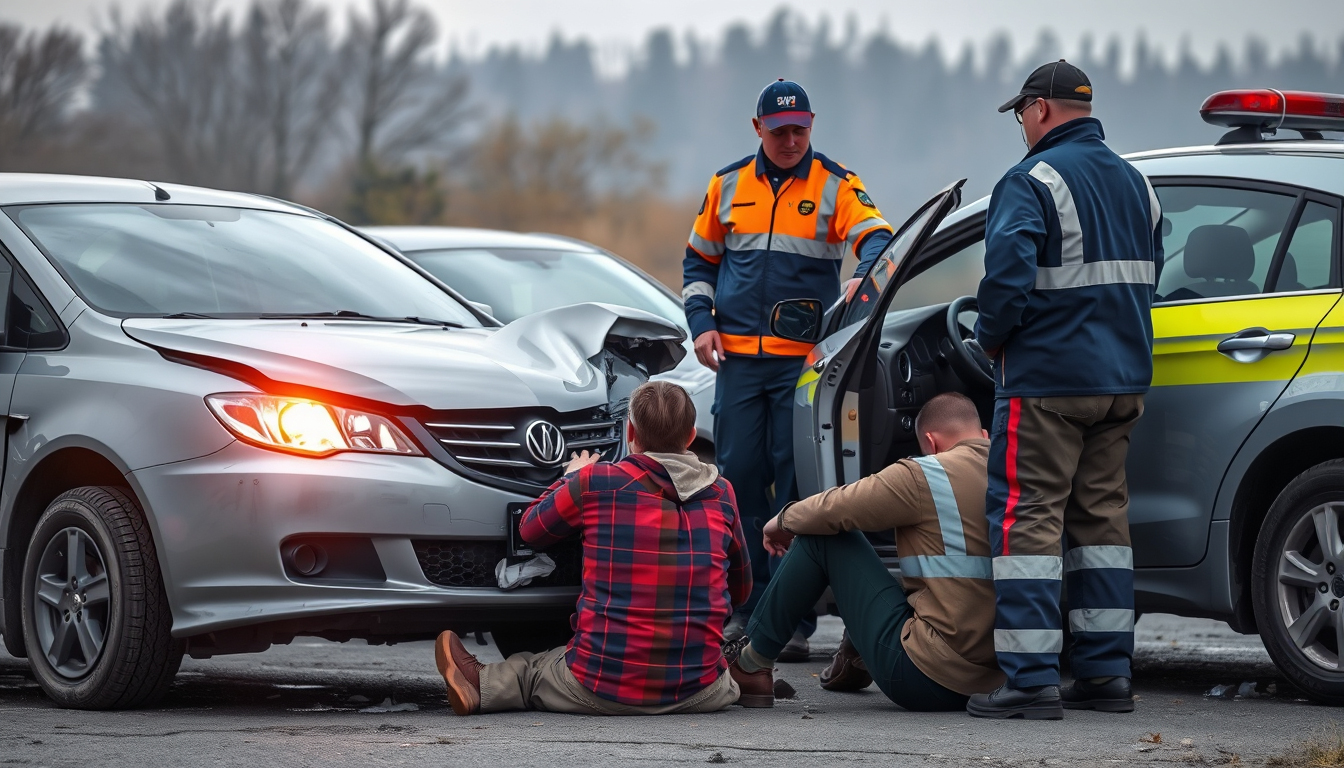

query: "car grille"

left=421, top=406, right=624, bottom=487
left=413, top=538, right=583, bottom=588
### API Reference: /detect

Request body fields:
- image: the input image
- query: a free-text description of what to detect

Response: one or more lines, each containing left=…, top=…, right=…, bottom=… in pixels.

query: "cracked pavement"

left=0, top=614, right=1336, bottom=767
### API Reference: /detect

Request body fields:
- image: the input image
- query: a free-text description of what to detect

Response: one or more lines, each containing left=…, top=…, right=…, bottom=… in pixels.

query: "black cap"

left=998, top=59, right=1093, bottom=113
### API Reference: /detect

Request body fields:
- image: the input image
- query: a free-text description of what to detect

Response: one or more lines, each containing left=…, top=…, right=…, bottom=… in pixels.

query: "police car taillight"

left=1201, top=89, right=1344, bottom=144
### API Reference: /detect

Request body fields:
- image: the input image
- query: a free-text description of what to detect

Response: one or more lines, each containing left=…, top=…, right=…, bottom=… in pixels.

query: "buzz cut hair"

left=628, top=380, right=697, bottom=454
left=914, top=392, right=982, bottom=438
left=1046, top=97, right=1093, bottom=115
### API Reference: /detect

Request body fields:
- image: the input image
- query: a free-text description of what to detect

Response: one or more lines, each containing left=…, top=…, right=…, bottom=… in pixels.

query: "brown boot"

left=729, top=659, right=775, bottom=708
left=820, top=631, right=872, bottom=692
left=435, top=631, right=484, bottom=715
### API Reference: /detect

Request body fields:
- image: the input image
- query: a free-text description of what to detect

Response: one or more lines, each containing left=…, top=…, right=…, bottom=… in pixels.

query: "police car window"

left=1273, top=202, right=1338, bottom=293
left=888, top=238, right=985, bottom=313
left=1153, top=186, right=1297, bottom=303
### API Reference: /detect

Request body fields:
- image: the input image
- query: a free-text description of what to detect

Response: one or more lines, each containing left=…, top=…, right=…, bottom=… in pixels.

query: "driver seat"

left=1182, top=224, right=1259, bottom=298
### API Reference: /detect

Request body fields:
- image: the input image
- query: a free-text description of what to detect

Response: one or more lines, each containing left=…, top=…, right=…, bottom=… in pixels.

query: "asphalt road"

left=0, top=614, right=1336, bottom=767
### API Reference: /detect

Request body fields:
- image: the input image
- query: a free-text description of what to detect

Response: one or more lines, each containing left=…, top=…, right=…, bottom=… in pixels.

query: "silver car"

left=0, top=174, right=685, bottom=709
left=361, top=227, right=716, bottom=453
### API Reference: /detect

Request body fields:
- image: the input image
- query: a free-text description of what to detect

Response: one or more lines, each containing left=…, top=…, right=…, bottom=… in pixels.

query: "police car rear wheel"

left=1253, top=460, right=1344, bottom=705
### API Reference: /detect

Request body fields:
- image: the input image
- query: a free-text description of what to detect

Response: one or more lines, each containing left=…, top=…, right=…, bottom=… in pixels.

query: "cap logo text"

left=776, top=95, right=796, bottom=107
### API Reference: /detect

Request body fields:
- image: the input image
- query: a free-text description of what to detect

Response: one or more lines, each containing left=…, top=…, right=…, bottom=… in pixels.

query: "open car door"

left=783, top=180, right=966, bottom=497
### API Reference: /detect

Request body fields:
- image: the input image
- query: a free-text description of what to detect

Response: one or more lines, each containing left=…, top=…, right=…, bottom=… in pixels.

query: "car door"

left=1128, top=181, right=1343, bottom=567
left=793, top=180, right=964, bottom=495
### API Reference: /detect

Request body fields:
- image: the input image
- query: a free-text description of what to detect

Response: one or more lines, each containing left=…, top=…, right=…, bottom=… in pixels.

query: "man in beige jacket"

left=727, top=392, right=1005, bottom=710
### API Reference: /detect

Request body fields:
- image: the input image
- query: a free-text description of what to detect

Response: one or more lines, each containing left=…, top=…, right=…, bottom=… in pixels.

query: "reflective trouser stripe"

left=899, top=555, right=992, bottom=580
left=1069, top=608, right=1135, bottom=633
left=1065, top=545, right=1133, bottom=571
left=994, top=629, right=1063, bottom=655
left=993, top=555, right=1062, bottom=580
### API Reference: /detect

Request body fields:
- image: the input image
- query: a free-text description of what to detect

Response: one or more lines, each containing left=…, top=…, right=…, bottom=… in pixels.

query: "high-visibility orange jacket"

left=682, top=147, right=894, bottom=358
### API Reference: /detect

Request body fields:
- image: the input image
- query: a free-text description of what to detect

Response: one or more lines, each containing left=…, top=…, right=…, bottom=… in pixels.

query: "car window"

left=839, top=199, right=947, bottom=327
left=8, top=273, right=64, bottom=349
left=888, top=237, right=985, bottom=313
left=1154, top=186, right=1297, bottom=303
left=1273, top=201, right=1338, bottom=293
left=405, top=248, right=684, bottom=326
left=7, top=204, right=482, bottom=326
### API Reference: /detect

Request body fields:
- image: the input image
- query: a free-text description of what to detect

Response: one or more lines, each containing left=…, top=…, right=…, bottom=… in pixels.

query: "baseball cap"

left=998, top=59, right=1093, bottom=113
left=757, top=79, right=813, bottom=130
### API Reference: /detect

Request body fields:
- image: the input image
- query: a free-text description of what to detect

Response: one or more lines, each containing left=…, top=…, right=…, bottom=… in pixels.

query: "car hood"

left=121, top=303, right=686, bottom=411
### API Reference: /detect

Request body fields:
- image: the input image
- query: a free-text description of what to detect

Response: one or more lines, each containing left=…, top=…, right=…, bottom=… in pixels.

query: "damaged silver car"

left=0, top=174, right=685, bottom=709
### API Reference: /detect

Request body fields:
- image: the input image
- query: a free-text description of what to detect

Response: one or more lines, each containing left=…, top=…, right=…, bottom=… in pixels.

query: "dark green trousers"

left=745, top=530, right=968, bottom=712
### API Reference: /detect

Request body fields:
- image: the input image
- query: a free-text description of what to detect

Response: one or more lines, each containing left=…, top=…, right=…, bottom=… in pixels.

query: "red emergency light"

left=1200, top=89, right=1344, bottom=144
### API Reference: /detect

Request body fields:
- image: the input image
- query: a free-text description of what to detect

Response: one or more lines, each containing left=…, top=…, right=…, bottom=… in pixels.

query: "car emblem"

left=524, top=421, right=566, bottom=466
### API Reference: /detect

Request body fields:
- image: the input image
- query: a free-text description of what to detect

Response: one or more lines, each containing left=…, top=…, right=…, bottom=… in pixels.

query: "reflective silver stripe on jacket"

left=994, top=628, right=1064, bottom=654
left=1068, top=608, right=1135, bottom=633
left=1029, top=161, right=1084, bottom=266
left=846, top=216, right=891, bottom=245
left=900, top=554, right=992, bottom=580
left=717, top=170, right=738, bottom=229
left=1035, top=260, right=1155, bottom=290
left=1064, top=545, right=1133, bottom=571
left=688, top=230, right=724, bottom=258
left=682, top=281, right=715, bottom=302
left=992, top=555, right=1063, bottom=580
left=816, top=174, right=842, bottom=241
left=724, top=232, right=844, bottom=260
left=1140, top=171, right=1162, bottom=231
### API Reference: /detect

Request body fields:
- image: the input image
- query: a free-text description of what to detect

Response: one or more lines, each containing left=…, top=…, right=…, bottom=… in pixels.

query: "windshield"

left=838, top=198, right=946, bottom=327
left=405, top=247, right=684, bottom=326
left=8, top=204, right=481, bottom=326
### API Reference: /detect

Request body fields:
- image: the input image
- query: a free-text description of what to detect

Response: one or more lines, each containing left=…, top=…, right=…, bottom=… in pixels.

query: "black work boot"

left=966, top=683, right=1064, bottom=720
left=1062, top=677, right=1135, bottom=712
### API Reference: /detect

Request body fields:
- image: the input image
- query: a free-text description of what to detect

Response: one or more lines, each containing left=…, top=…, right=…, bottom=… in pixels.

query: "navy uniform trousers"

left=985, top=394, right=1144, bottom=688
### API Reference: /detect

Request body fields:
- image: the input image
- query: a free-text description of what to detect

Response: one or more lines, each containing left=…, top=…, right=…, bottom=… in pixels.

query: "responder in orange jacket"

left=683, top=79, right=895, bottom=657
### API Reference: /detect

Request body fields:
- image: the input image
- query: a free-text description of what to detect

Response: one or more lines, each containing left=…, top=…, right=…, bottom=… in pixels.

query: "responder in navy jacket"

left=682, top=79, right=894, bottom=656
left=967, top=61, right=1164, bottom=721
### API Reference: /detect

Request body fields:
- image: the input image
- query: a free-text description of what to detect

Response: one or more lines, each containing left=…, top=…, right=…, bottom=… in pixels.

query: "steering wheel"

left=943, top=296, right=995, bottom=390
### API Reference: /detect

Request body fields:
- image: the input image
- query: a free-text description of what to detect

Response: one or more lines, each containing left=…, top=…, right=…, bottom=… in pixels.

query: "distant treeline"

left=1, top=2, right=1342, bottom=282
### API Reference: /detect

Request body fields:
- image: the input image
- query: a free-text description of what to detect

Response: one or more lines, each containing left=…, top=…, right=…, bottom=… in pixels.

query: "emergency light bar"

left=1200, top=89, right=1344, bottom=144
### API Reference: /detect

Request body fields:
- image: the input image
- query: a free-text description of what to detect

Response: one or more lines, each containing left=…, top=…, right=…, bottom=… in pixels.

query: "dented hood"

left=121, top=303, right=686, bottom=411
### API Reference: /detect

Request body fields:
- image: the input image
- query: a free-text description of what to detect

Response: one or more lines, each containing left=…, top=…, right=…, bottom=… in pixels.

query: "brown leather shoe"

left=729, top=659, right=775, bottom=708
left=820, top=631, right=872, bottom=692
left=435, top=631, right=484, bottom=715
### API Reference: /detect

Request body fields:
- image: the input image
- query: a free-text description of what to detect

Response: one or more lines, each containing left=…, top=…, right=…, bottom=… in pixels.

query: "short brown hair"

left=914, top=392, right=982, bottom=437
left=628, top=381, right=697, bottom=453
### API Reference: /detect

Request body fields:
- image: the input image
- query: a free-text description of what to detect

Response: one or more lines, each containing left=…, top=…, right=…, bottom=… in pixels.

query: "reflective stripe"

left=846, top=216, right=891, bottom=245
left=992, top=555, right=1062, bottom=580
left=717, top=170, right=738, bottom=229
left=760, top=336, right=814, bottom=356
left=682, top=281, right=715, bottom=302
left=994, top=628, right=1064, bottom=654
left=719, top=333, right=760, bottom=355
left=899, top=555, right=992, bottom=580
left=1028, top=161, right=1084, bottom=267
left=1064, top=545, right=1133, bottom=571
left=1035, top=260, right=1154, bottom=290
left=724, top=232, right=843, bottom=260
left=816, top=174, right=841, bottom=240
left=1068, top=608, right=1135, bottom=633
left=911, top=455, right=967, bottom=556
left=1141, top=172, right=1161, bottom=231
left=688, top=230, right=724, bottom=257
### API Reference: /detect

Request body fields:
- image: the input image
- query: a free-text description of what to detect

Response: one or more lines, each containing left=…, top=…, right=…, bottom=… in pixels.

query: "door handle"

left=1217, top=328, right=1295, bottom=363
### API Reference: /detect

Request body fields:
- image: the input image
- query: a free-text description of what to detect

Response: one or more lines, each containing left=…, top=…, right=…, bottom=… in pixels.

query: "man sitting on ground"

left=436, top=380, right=753, bottom=715
left=729, top=393, right=1006, bottom=710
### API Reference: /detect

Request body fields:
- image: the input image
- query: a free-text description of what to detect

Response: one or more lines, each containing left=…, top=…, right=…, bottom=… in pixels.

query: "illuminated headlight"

left=206, top=393, right=422, bottom=457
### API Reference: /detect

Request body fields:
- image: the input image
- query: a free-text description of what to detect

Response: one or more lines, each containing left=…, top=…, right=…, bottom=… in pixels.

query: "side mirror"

left=770, top=298, right=825, bottom=344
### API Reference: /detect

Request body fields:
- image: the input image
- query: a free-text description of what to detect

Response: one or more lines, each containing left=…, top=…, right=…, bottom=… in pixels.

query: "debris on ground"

left=359, top=698, right=419, bottom=713
left=707, top=752, right=728, bottom=763
left=1268, top=723, right=1344, bottom=767
left=1141, top=733, right=1162, bottom=744
left=773, top=679, right=797, bottom=699
left=1204, top=684, right=1235, bottom=699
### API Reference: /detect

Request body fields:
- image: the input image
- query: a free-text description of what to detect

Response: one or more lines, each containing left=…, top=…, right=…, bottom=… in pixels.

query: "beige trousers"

left=478, top=646, right=740, bottom=715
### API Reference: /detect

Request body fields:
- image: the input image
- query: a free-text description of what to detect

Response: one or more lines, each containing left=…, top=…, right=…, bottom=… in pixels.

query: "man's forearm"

left=780, top=464, right=919, bottom=535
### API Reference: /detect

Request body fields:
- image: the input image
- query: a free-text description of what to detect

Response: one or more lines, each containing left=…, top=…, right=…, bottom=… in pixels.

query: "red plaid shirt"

left=520, top=453, right=752, bottom=706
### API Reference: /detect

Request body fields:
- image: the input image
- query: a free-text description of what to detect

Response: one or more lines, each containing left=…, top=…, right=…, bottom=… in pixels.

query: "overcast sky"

left=5, top=0, right=1342, bottom=72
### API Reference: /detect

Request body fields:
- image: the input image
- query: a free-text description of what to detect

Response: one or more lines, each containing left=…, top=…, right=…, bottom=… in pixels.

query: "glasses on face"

left=1014, top=99, right=1040, bottom=124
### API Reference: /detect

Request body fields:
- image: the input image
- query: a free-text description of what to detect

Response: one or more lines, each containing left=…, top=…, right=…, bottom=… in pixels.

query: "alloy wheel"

left=32, top=527, right=111, bottom=678
left=1277, top=502, right=1344, bottom=671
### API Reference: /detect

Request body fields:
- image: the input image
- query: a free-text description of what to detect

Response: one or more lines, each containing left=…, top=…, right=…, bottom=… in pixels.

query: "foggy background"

left=2, top=0, right=1343, bottom=287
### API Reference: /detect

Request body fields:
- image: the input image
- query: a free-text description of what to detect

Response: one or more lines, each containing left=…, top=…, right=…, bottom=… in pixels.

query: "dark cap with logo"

left=998, top=59, right=1093, bottom=113
left=757, top=79, right=813, bottom=129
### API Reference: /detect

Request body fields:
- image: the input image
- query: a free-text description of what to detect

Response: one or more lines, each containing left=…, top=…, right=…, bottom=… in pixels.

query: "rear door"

left=794, top=181, right=964, bottom=495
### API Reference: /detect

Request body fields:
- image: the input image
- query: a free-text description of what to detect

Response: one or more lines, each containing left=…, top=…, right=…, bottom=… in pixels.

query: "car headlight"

left=206, top=393, right=422, bottom=457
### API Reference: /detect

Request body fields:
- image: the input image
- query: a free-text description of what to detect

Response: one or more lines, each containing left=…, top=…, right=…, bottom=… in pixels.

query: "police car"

left=777, top=90, right=1344, bottom=703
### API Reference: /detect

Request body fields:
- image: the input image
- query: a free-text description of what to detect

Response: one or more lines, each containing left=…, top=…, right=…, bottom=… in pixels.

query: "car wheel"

left=20, top=486, right=183, bottom=709
left=491, top=619, right=574, bottom=658
left=1253, top=460, right=1344, bottom=704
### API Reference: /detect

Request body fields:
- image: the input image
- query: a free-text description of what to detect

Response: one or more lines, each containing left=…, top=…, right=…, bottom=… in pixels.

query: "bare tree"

left=0, top=24, right=87, bottom=169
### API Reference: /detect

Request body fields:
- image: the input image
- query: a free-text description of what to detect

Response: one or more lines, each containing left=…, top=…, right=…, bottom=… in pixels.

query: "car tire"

left=20, top=486, right=184, bottom=709
left=491, top=619, right=574, bottom=658
left=1253, top=459, right=1344, bottom=704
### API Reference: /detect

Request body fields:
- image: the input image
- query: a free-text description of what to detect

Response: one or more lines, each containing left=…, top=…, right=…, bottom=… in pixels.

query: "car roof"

left=361, top=226, right=601, bottom=253
left=1123, top=141, right=1344, bottom=197
left=0, top=173, right=313, bottom=214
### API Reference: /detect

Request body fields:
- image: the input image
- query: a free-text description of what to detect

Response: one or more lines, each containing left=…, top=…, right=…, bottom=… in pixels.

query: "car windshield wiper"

left=257, top=311, right=464, bottom=328
left=162, top=312, right=220, bottom=319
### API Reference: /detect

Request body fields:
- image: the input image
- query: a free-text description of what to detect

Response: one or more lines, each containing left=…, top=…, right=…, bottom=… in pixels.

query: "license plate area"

left=506, top=502, right=534, bottom=558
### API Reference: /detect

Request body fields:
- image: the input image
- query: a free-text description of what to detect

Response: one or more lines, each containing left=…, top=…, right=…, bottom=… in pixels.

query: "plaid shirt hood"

left=641, top=451, right=719, bottom=501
